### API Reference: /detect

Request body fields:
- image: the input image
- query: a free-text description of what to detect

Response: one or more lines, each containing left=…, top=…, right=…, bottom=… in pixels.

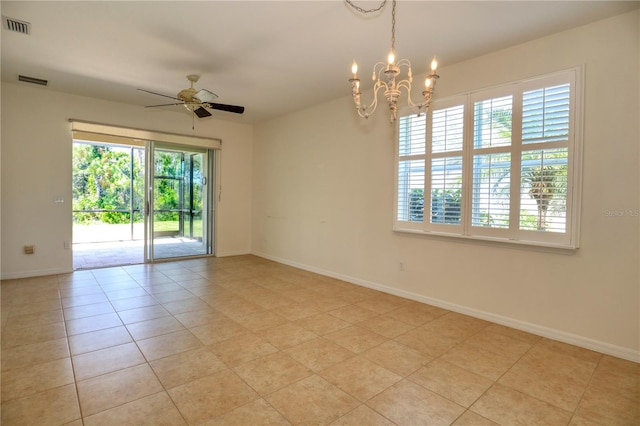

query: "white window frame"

left=393, top=67, right=583, bottom=250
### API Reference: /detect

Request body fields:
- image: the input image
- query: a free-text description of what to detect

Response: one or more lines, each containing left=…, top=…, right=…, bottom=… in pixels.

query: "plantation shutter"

left=471, top=94, right=513, bottom=232
left=518, top=83, right=571, bottom=234
left=522, top=84, right=571, bottom=144
left=397, top=114, right=426, bottom=223
left=394, top=67, right=581, bottom=248
left=429, top=104, right=464, bottom=226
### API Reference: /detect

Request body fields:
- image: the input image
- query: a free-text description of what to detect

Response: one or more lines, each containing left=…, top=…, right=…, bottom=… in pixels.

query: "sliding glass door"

left=145, top=142, right=214, bottom=261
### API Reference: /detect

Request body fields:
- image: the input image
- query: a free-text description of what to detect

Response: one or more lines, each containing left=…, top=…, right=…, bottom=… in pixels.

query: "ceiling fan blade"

left=194, top=89, right=218, bottom=103
left=194, top=106, right=212, bottom=118
left=145, top=103, right=183, bottom=108
left=206, top=102, right=245, bottom=114
left=138, top=88, right=180, bottom=101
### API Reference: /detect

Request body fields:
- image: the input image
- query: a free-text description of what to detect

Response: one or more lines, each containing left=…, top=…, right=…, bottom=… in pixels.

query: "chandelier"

left=347, top=0, right=439, bottom=122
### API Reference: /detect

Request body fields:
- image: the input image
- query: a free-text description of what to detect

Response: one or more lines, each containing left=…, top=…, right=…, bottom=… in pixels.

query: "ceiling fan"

left=139, top=74, right=245, bottom=118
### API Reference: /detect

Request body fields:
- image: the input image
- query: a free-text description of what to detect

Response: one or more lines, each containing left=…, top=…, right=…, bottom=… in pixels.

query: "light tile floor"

left=1, top=255, right=638, bottom=425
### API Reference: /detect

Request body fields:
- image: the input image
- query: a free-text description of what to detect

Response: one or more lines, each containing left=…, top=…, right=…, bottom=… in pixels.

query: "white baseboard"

left=216, top=250, right=252, bottom=258
left=253, top=251, right=640, bottom=363
left=1, top=267, right=74, bottom=280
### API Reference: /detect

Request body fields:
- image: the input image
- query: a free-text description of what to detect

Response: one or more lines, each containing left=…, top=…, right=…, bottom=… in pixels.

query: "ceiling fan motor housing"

left=178, top=74, right=200, bottom=102
left=178, top=88, right=197, bottom=103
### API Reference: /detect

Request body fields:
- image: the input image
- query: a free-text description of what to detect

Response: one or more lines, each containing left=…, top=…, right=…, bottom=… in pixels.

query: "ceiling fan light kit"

left=347, top=0, right=440, bottom=123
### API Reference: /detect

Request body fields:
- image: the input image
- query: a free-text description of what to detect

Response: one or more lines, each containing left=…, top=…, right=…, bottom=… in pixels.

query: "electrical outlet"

left=399, top=261, right=405, bottom=271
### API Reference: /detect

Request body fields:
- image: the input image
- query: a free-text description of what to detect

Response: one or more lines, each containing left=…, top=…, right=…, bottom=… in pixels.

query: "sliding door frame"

left=71, top=119, right=221, bottom=265
left=144, top=141, right=219, bottom=263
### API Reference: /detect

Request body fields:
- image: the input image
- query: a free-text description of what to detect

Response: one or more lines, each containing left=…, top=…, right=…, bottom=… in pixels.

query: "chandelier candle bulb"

left=351, top=61, right=358, bottom=78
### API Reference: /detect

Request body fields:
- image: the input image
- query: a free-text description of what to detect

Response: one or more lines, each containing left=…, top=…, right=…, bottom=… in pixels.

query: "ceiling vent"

left=2, top=16, right=31, bottom=35
left=18, top=75, right=48, bottom=86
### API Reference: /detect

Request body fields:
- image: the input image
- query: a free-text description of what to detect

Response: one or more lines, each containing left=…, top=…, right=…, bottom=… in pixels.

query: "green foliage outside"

left=407, top=188, right=462, bottom=224
left=154, top=151, right=184, bottom=223
left=431, top=188, right=462, bottom=224
left=521, top=161, right=567, bottom=231
left=72, top=144, right=188, bottom=225
left=73, top=143, right=205, bottom=239
left=73, top=144, right=144, bottom=224
left=408, top=189, right=424, bottom=221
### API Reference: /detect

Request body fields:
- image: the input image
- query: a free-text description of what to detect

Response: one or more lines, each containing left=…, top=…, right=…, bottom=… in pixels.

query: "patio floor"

left=73, top=240, right=144, bottom=270
left=73, top=224, right=208, bottom=269
left=73, top=239, right=209, bottom=270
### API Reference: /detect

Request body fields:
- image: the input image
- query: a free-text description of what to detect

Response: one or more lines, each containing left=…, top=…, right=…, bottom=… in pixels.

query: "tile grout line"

left=169, top=264, right=359, bottom=424
left=396, top=318, right=546, bottom=425
left=402, top=320, right=491, bottom=425
left=566, top=354, right=604, bottom=426
left=467, top=335, right=588, bottom=425
left=72, top=266, right=151, bottom=423
left=57, top=272, right=87, bottom=426
left=121, top=266, right=193, bottom=426
left=147, top=264, right=294, bottom=424
left=70, top=266, right=189, bottom=423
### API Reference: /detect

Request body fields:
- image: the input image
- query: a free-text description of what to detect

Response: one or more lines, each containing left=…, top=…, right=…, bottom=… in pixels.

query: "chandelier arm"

left=367, top=80, right=385, bottom=117
left=374, top=62, right=389, bottom=81
left=396, top=80, right=420, bottom=108
left=396, top=59, right=411, bottom=69
left=356, top=80, right=387, bottom=118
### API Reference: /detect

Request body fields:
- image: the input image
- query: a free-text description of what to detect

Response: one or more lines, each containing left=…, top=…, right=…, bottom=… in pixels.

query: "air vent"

left=2, top=16, right=31, bottom=35
left=18, top=75, right=48, bottom=86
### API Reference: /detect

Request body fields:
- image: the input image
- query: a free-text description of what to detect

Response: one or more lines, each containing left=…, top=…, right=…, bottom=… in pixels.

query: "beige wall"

left=252, top=11, right=640, bottom=360
left=1, top=83, right=253, bottom=277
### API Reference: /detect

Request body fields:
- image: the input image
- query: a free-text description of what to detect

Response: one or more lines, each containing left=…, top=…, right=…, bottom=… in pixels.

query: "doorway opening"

left=72, top=138, right=216, bottom=269
left=73, top=141, right=145, bottom=268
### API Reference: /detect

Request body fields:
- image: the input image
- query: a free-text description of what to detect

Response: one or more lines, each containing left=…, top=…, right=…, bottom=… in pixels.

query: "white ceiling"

left=2, top=1, right=637, bottom=123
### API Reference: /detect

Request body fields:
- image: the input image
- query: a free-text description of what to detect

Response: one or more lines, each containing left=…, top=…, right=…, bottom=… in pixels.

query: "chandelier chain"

left=391, top=0, right=396, bottom=51
left=344, top=0, right=387, bottom=14
left=344, top=0, right=395, bottom=51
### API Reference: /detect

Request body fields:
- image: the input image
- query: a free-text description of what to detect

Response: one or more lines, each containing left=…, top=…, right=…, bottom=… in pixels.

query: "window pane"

left=397, top=160, right=425, bottom=222
left=472, top=153, right=511, bottom=228
left=520, top=148, right=568, bottom=232
left=431, top=157, right=462, bottom=224
left=72, top=143, right=133, bottom=213
left=523, top=84, right=570, bottom=144
left=398, top=114, right=426, bottom=156
left=432, top=105, right=464, bottom=153
left=474, top=96, right=512, bottom=148
left=395, top=69, right=578, bottom=247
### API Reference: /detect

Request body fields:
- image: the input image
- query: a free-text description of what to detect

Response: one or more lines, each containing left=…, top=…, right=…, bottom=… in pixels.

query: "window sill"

left=392, top=226, right=578, bottom=254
